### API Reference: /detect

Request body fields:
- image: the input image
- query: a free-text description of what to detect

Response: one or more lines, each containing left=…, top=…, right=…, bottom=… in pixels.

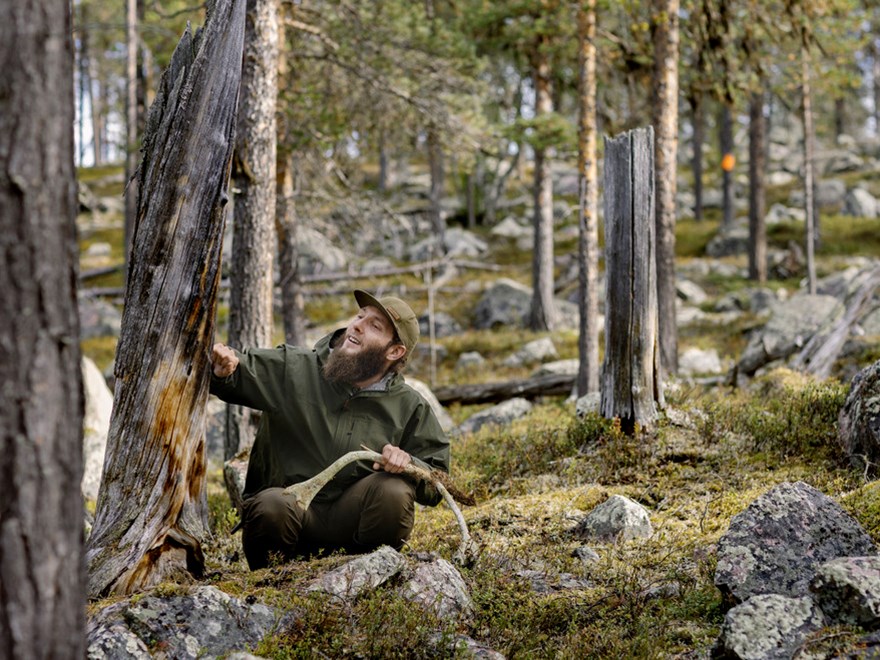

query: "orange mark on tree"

left=721, top=153, right=735, bottom=172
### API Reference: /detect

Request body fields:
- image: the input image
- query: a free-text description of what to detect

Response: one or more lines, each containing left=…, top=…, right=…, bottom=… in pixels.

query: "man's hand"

left=374, top=444, right=411, bottom=473
left=212, top=343, right=239, bottom=378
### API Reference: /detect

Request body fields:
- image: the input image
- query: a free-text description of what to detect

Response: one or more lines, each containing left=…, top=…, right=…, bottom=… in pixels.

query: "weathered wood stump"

left=86, top=0, right=246, bottom=597
left=600, top=127, right=664, bottom=433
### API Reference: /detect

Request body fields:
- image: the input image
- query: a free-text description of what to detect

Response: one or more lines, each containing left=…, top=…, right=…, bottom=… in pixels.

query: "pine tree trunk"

left=748, top=90, right=767, bottom=283
left=276, top=152, right=305, bottom=346
left=86, top=0, right=246, bottom=597
left=0, top=1, right=84, bottom=655
left=577, top=0, right=600, bottom=396
left=427, top=126, right=446, bottom=253
left=227, top=0, right=279, bottom=460
left=652, top=0, right=680, bottom=377
left=529, top=42, right=558, bottom=331
left=720, top=103, right=735, bottom=231
left=691, top=93, right=704, bottom=222
left=803, top=42, right=817, bottom=294
left=124, top=0, right=139, bottom=268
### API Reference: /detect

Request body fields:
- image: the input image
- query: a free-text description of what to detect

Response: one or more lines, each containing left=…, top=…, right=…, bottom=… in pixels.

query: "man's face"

left=323, top=306, right=401, bottom=385
left=337, top=306, right=396, bottom=357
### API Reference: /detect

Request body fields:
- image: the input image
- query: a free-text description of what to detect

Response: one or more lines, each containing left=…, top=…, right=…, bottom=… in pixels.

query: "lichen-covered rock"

left=810, top=556, right=880, bottom=627
left=570, top=494, right=653, bottom=543
left=400, top=557, right=473, bottom=621
left=737, top=295, right=843, bottom=375
left=87, top=586, right=284, bottom=660
left=457, top=397, right=533, bottom=435
left=711, top=594, right=825, bottom=660
left=87, top=619, right=152, bottom=659
left=839, top=359, right=880, bottom=476
left=306, top=545, right=406, bottom=601
left=715, top=481, right=876, bottom=606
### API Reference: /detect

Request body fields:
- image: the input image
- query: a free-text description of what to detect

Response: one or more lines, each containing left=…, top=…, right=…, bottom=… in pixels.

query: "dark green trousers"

left=240, top=472, right=416, bottom=570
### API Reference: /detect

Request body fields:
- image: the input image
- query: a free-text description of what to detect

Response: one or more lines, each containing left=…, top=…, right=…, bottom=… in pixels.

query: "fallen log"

left=433, top=373, right=576, bottom=406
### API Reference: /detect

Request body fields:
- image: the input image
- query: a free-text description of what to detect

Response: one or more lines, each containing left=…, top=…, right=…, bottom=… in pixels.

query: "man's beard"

left=323, top=341, right=392, bottom=386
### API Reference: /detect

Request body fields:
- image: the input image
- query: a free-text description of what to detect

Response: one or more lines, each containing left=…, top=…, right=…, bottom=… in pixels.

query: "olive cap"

left=353, top=289, right=419, bottom=354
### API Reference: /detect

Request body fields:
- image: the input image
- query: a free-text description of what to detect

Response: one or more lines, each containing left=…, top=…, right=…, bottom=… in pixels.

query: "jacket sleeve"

left=401, top=399, right=451, bottom=507
left=209, top=345, right=290, bottom=413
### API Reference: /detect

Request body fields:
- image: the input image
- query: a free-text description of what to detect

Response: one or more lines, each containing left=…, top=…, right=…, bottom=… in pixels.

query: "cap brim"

left=353, top=289, right=395, bottom=329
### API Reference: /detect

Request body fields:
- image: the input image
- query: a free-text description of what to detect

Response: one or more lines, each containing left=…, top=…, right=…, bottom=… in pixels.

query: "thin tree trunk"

left=90, top=60, right=104, bottom=165
left=86, top=1, right=246, bottom=597
left=748, top=89, right=767, bottom=282
left=577, top=0, right=600, bottom=396
left=276, top=152, right=305, bottom=346
left=427, top=125, right=446, bottom=252
left=378, top=130, right=389, bottom=192
left=124, top=0, right=139, bottom=269
left=691, top=93, right=704, bottom=221
left=652, top=0, right=680, bottom=377
left=1, top=0, right=84, bottom=653
left=227, top=0, right=279, bottom=460
left=720, top=102, right=735, bottom=231
left=529, top=41, right=558, bottom=331
left=803, top=42, right=817, bottom=294
left=873, top=38, right=880, bottom=135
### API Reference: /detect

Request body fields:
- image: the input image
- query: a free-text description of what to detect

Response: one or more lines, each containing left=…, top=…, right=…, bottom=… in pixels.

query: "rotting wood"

left=283, top=447, right=478, bottom=566
left=600, top=127, right=663, bottom=433
left=791, top=265, right=880, bottom=379
left=85, top=0, right=247, bottom=598
left=433, top=373, right=575, bottom=406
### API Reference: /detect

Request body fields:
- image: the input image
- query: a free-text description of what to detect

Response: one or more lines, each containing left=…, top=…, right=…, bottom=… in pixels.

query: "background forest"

left=15, top=0, right=880, bottom=658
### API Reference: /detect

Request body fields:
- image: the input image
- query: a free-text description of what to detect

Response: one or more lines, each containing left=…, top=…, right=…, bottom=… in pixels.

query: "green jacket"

left=210, top=330, right=450, bottom=506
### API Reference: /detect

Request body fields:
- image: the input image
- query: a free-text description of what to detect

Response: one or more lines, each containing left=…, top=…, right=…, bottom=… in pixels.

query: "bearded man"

left=210, top=290, right=450, bottom=569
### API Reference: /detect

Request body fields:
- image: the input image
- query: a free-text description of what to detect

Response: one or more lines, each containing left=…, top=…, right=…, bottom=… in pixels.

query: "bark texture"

left=577, top=0, right=600, bottom=396
left=748, top=90, right=767, bottom=283
left=227, top=0, right=279, bottom=460
left=0, top=0, right=85, bottom=655
left=601, top=128, right=663, bottom=432
left=86, top=0, right=246, bottom=597
left=652, top=0, right=680, bottom=377
left=529, top=42, right=558, bottom=331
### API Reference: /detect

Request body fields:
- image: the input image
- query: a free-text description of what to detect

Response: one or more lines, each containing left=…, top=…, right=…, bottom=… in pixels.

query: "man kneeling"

left=210, top=290, right=450, bottom=569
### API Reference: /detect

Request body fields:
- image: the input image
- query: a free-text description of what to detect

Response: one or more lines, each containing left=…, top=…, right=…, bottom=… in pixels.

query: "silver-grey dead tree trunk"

left=0, top=0, right=85, bottom=654
left=748, top=89, right=767, bottom=283
left=227, top=0, right=279, bottom=460
left=86, top=0, right=246, bottom=597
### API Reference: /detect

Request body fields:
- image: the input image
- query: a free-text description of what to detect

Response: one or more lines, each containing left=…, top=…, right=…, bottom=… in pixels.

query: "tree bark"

left=227, top=0, right=279, bottom=460
left=529, top=40, right=558, bottom=331
left=652, top=0, right=680, bottom=377
left=124, top=0, right=139, bottom=269
left=86, top=0, right=246, bottom=597
left=577, top=0, right=600, bottom=396
left=427, top=125, right=446, bottom=253
left=601, top=128, right=663, bottom=433
left=276, top=151, right=306, bottom=346
left=0, top=1, right=84, bottom=654
left=802, top=41, right=817, bottom=294
left=748, top=90, right=767, bottom=282
left=719, top=102, right=735, bottom=231
left=690, top=93, right=704, bottom=221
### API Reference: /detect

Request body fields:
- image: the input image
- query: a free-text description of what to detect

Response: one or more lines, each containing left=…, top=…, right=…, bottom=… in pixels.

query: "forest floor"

left=78, top=165, right=880, bottom=658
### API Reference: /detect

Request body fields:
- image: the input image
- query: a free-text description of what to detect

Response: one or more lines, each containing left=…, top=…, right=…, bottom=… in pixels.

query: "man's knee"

left=241, top=488, right=303, bottom=569
left=356, top=473, right=416, bottom=550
